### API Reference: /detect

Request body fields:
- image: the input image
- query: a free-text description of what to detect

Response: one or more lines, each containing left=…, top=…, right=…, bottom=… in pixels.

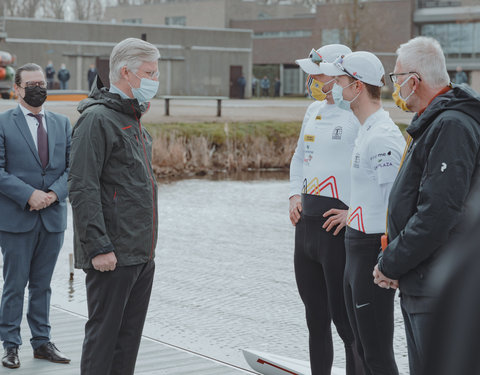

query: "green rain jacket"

left=68, top=80, right=158, bottom=269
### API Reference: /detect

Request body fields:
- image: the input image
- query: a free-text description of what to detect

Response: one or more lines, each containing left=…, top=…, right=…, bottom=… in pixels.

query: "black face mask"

left=23, top=86, right=47, bottom=107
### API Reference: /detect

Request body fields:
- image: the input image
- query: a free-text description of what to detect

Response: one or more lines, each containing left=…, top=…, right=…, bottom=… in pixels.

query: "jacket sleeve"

left=47, top=116, right=71, bottom=201
left=379, top=115, right=480, bottom=279
left=0, top=123, right=35, bottom=208
left=289, top=102, right=316, bottom=197
left=68, top=112, right=115, bottom=260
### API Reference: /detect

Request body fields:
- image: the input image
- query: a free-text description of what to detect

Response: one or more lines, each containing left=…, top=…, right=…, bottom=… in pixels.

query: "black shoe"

left=2, top=347, right=20, bottom=369
left=33, top=342, right=70, bottom=364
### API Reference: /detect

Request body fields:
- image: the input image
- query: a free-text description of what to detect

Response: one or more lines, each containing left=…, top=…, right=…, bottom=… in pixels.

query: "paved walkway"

left=0, top=97, right=415, bottom=126
left=10, top=305, right=255, bottom=374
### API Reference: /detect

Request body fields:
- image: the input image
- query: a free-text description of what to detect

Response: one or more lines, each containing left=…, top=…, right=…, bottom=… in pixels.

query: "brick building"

left=103, top=0, right=480, bottom=95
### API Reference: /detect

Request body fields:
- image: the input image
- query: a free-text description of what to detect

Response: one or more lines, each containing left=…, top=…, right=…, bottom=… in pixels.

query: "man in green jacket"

left=68, top=38, right=160, bottom=375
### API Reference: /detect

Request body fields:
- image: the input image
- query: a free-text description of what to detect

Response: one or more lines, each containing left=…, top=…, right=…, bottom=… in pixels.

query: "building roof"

left=414, top=5, right=480, bottom=23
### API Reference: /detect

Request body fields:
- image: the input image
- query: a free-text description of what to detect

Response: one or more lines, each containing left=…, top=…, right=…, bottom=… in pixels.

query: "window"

left=421, top=22, right=478, bottom=57
left=253, top=30, right=312, bottom=39
left=122, top=18, right=142, bottom=24
left=165, top=16, right=186, bottom=26
left=322, top=29, right=341, bottom=45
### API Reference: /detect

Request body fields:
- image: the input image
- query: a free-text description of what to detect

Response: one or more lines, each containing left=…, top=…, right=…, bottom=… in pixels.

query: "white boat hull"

left=242, top=349, right=345, bottom=375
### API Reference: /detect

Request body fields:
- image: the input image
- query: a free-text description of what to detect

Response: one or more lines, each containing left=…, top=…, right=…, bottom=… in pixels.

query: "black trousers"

left=81, top=260, right=155, bottom=375
left=401, top=299, right=434, bottom=375
left=344, top=228, right=398, bottom=375
left=295, top=195, right=364, bottom=375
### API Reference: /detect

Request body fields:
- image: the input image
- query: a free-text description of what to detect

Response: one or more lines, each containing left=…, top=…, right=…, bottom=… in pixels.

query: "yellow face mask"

left=392, top=76, right=415, bottom=112
left=307, top=76, right=335, bottom=102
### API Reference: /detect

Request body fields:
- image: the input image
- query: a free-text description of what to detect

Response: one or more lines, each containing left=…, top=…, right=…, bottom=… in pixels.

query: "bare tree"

left=73, top=0, right=103, bottom=20
left=42, top=0, right=66, bottom=19
left=3, top=0, right=42, bottom=17
left=342, top=0, right=360, bottom=50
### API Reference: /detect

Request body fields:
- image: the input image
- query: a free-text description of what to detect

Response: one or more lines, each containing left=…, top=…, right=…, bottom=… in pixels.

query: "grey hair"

left=396, top=36, right=450, bottom=89
left=109, top=38, right=160, bottom=83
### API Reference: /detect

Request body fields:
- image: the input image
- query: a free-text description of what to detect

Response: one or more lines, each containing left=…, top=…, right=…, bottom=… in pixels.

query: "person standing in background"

left=274, top=77, right=281, bottom=97
left=45, top=61, right=55, bottom=90
left=454, top=66, right=468, bottom=85
left=237, top=75, right=246, bottom=99
left=260, top=76, right=270, bottom=97
left=57, top=64, right=70, bottom=90
left=87, top=64, right=97, bottom=91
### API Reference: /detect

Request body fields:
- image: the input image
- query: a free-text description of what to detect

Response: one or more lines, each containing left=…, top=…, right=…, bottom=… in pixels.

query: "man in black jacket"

left=68, top=38, right=160, bottom=375
left=373, top=36, right=480, bottom=375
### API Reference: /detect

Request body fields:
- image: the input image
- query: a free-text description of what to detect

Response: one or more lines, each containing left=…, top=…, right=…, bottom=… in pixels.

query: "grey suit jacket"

left=0, top=105, right=71, bottom=233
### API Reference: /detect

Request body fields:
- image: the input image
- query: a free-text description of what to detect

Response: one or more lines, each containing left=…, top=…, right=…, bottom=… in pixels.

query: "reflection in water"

left=158, top=169, right=289, bottom=184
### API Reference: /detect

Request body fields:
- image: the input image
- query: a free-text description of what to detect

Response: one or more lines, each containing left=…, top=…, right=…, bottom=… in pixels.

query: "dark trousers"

left=344, top=228, right=398, bottom=375
left=81, top=260, right=155, bottom=375
left=401, top=302, right=433, bottom=375
left=295, top=195, right=363, bottom=375
left=0, top=219, right=64, bottom=349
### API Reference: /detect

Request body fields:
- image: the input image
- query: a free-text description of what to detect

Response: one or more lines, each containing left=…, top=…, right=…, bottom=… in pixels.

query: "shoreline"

left=149, top=121, right=301, bottom=179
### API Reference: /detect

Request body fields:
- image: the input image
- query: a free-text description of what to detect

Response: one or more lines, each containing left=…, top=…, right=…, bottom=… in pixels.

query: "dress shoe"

left=33, top=342, right=70, bottom=364
left=2, top=347, right=20, bottom=369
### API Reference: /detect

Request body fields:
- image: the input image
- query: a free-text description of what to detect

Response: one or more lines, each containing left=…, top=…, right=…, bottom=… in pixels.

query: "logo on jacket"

left=304, top=134, right=315, bottom=142
left=332, top=126, right=343, bottom=140
left=441, top=162, right=447, bottom=172
left=304, top=154, right=313, bottom=166
left=353, top=153, right=360, bottom=168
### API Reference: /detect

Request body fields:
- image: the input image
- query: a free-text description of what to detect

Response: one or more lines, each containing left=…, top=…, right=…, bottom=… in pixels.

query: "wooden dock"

left=13, top=305, right=256, bottom=374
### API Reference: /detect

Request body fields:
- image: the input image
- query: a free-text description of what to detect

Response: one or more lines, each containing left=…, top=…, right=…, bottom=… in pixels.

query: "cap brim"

left=295, top=58, right=322, bottom=75
left=320, top=63, right=346, bottom=77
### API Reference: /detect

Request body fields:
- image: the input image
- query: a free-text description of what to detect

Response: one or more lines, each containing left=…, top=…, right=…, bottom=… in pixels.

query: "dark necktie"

left=28, top=113, right=49, bottom=168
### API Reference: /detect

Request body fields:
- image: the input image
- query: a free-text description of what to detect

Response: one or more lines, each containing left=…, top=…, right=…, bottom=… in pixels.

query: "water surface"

left=50, top=173, right=408, bottom=373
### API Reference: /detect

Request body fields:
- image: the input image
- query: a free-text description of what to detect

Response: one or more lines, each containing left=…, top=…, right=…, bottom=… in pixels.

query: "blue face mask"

left=331, top=82, right=359, bottom=112
left=130, top=72, right=159, bottom=103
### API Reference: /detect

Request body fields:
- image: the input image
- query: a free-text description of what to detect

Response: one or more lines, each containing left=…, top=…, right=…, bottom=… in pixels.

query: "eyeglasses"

left=136, top=69, right=159, bottom=79
left=389, top=72, right=421, bottom=84
left=332, top=55, right=357, bottom=80
left=309, top=48, right=323, bottom=65
left=22, top=81, right=47, bottom=89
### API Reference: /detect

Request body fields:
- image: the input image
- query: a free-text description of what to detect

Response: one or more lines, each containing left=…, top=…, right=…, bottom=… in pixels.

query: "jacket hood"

left=77, top=75, right=148, bottom=118
left=408, top=84, right=480, bottom=137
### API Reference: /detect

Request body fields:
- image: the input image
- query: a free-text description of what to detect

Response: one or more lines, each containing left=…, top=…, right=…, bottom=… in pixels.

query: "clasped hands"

left=28, top=189, right=58, bottom=211
left=373, top=264, right=398, bottom=290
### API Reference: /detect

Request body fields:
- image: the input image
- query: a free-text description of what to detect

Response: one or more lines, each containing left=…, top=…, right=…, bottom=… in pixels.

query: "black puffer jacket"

left=378, top=84, right=480, bottom=297
left=68, top=79, right=158, bottom=269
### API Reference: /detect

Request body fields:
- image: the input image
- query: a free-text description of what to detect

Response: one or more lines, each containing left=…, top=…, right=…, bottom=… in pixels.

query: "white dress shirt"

left=18, top=104, right=46, bottom=150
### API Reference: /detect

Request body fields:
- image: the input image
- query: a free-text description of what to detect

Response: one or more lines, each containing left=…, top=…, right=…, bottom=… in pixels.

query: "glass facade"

left=253, top=30, right=312, bottom=39
left=165, top=16, right=187, bottom=26
left=283, top=65, right=302, bottom=95
left=421, top=22, right=480, bottom=57
left=122, top=18, right=143, bottom=24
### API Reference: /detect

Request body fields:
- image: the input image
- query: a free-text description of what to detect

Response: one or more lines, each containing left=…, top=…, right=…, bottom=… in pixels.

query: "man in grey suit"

left=0, top=63, right=71, bottom=369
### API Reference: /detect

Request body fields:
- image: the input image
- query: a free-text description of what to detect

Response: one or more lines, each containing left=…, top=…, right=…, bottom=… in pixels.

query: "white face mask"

left=129, top=71, right=159, bottom=103
left=331, top=81, right=360, bottom=112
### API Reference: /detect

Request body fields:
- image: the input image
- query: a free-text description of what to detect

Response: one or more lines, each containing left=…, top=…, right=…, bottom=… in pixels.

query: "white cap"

left=321, top=51, right=385, bottom=87
left=295, top=44, right=352, bottom=75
